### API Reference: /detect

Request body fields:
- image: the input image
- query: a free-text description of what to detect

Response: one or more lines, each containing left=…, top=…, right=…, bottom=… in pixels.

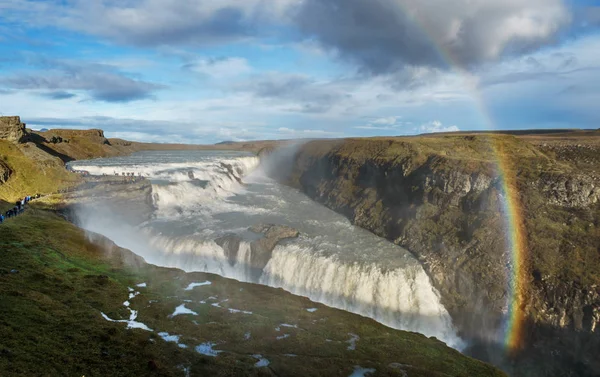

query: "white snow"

left=195, top=342, right=221, bottom=357
left=306, top=308, right=318, bottom=312
left=100, top=312, right=152, bottom=332
left=227, top=308, right=253, bottom=314
left=252, top=354, right=270, bottom=367
left=99, top=287, right=153, bottom=332
left=136, top=283, right=147, bottom=288
left=349, top=366, right=376, bottom=377
left=276, top=334, right=290, bottom=340
left=184, top=281, right=212, bottom=291
left=244, top=332, right=251, bottom=340
left=347, top=333, right=360, bottom=351
left=158, top=332, right=188, bottom=348
left=169, top=304, right=198, bottom=318
left=280, top=323, right=298, bottom=328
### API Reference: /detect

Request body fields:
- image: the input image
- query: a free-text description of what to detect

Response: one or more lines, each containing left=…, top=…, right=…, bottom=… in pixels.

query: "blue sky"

left=0, top=0, right=599, bottom=143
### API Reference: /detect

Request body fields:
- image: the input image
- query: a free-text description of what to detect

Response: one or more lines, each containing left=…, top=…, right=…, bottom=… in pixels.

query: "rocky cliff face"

left=282, top=136, right=600, bottom=376
left=0, top=116, right=27, bottom=143
left=0, top=159, right=11, bottom=184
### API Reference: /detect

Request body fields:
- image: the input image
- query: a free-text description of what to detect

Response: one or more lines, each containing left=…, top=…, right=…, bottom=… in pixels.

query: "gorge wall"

left=282, top=135, right=600, bottom=376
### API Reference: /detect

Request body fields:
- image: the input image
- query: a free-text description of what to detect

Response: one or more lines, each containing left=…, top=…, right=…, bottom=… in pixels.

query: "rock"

left=539, top=173, right=600, bottom=207
left=0, top=159, right=12, bottom=184
left=248, top=224, right=299, bottom=279
left=0, top=116, right=28, bottom=143
left=215, top=233, right=242, bottom=266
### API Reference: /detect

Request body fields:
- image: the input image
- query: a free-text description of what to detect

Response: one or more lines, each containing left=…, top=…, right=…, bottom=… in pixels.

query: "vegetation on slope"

left=0, top=140, right=79, bottom=201
left=0, top=208, right=505, bottom=377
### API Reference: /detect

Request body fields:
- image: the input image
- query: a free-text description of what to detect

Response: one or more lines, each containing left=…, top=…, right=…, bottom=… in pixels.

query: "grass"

left=0, top=208, right=506, bottom=377
left=0, top=140, right=79, bottom=201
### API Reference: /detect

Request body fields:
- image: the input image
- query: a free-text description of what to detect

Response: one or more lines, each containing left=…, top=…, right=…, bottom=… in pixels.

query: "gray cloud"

left=234, top=73, right=353, bottom=113
left=3, top=0, right=292, bottom=47
left=39, top=91, right=77, bottom=100
left=292, top=0, right=570, bottom=73
left=1, top=58, right=162, bottom=102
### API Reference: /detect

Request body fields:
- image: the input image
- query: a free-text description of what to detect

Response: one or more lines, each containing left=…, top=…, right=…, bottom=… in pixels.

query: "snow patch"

left=306, top=308, right=318, bottom=313
left=347, top=333, right=360, bottom=351
left=195, top=342, right=221, bottom=357
left=349, top=366, right=376, bottom=377
left=252, top=354, right=270, bottom=367
left=184, top=281, right=212, bottom=291
left=136, top=283, right=147, bottom=288
left=244, top=332, right=251, bottom=340
left=100, top=312, right=152, bottom=332
left=276, top=334, right=290, bottom=340
left=158, top=332, right=188, bottom=348
left=169, top=304, right=198, bottom=318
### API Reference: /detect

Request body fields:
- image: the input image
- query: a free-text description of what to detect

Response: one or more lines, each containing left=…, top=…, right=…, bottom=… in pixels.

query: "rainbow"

left=396, top=6, right=529, bottom=351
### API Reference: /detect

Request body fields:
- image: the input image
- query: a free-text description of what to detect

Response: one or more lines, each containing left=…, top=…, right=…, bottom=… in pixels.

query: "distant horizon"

left=1, top=0, right=599, bottom=144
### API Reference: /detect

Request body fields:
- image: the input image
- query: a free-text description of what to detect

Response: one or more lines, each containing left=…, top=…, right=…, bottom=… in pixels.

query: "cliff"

left=0, top=116, right=27, bottom=143
left=284, top=134, right=600, bottom=376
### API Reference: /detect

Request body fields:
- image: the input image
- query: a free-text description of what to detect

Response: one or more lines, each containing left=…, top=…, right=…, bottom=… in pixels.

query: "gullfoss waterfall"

left=70, top=150, right=464, bottom=349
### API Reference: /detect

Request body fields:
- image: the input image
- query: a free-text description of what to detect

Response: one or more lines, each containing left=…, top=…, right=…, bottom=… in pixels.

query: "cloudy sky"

left=0, top=0, right=599, bottom=143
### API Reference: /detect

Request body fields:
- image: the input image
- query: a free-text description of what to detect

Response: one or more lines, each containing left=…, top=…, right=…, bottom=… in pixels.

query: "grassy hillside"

left=0, top=208, right=505, bottom=377
left=0, top=140, right=79, bottom=201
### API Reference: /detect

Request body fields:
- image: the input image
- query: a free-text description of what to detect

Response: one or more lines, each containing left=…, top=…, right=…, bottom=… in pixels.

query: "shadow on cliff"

left=465, top=317, right=600, bottom=377
left=26, top=132, right=75, bottom=163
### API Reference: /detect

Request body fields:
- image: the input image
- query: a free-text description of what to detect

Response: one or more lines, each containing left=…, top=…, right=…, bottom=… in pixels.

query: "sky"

left=0, top=0, right=599, bottom=143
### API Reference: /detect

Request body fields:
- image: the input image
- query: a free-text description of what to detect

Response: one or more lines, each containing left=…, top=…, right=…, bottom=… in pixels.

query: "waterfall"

left=71, top=150, right=464, bottom=350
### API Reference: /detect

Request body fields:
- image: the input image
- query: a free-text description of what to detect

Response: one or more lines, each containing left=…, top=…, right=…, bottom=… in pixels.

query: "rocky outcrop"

left=539, top=173, right=600, bottom=207
left=280, top=137, right=600, bottom=376
left=214, top=224, right=300, bottom=280
left=0, top=159, right=11, bottom=184
left=289, top=149, right=507, bottom=340
left=0, top=116, right=27, bottom=143
left=215, top=233, right=243, bottom=266
left=38, top=129, right=110, bottom=145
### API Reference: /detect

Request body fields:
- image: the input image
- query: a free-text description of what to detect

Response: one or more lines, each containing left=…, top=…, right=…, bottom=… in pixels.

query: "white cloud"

left=419, top=120, right=460, bottom=134
left=186, top=57, right=251, bottom=78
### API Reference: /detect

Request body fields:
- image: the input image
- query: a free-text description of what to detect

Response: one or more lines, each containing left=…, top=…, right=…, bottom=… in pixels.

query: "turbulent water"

left=70, top=150, right=464, bottom=349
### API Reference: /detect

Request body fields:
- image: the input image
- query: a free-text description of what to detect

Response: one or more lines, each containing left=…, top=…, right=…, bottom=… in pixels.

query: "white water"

left=69, top=150, right=464, bottom=349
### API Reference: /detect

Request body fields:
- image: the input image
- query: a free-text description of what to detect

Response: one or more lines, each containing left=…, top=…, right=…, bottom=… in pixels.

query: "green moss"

left=0, top=209, right=505, bottom=377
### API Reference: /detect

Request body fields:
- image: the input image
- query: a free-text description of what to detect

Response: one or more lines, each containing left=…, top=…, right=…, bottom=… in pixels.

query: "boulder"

left=215, top=233, right=243, bottom=266
left=0, top=116, right=27, bottom=143
left=249, top=224, right=299, bottom=277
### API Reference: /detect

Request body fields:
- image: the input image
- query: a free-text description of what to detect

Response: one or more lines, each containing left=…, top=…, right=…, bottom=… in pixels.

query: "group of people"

left=116, top=171, right=144, bottom=177
left=0, top=194, right=40, bottom=224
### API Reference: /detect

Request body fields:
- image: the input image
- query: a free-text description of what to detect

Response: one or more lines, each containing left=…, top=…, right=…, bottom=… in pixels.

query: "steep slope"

left=0, top=140, right=79, bottom=201
left=0, top=208, right=505, bottom=377
left=283, top=135, right=600, bottom=376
